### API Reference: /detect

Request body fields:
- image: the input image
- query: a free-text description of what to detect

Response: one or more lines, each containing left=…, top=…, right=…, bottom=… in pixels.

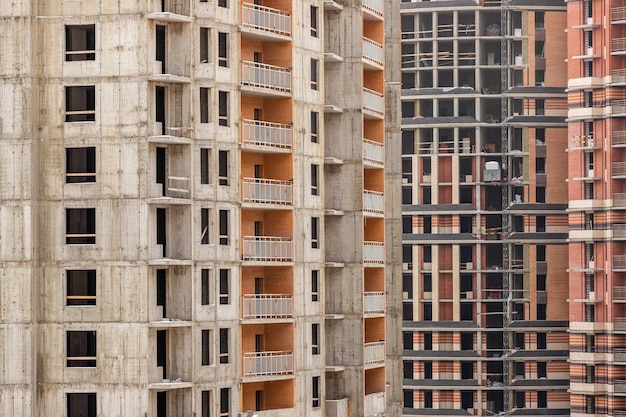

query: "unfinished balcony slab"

left=324, top=156, right=344, bottom=165
left=324, top=209, right=344, bottom=216
left=148, top=259, right=192, bottom=266
left=148, top=74, right=191, bottom=84
left=148, top=381, right=193, bottom=390
left=324, top=261, right=344, bottom=268
left=324, top=104, right=343, bottom=113
left=324, top=52, right=344, bottom=63
left=147, top=12, right=193, bottom=23
left=325, top=365, right=346, bottom=372
left=148, top=197, right=192, bottom=205
left=323, top=0, right=343, bottom=12
left=148, top=319, right=193, bottom=328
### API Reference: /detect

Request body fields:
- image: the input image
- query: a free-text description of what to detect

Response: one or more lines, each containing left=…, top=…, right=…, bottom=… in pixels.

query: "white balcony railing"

left=614, top=224, right=626, bottom=239
left=242, top=294, right=293, bottom=319
left=241, top=2, right=291, bottom=36
left=242, top=178, right=292, bottom=205
left=364, top=392, right=386, bottom=417
left=363, top=88, right=384, bottom=115
left=613, top=100, right=626, bottom=114
left=614, top=69, right=626, bottom=85
left=616, top=379, right=626, bottom=393
left=363, top=190, right=384, bottom=214
left=616, top=347, right=626, bottom=362
left=243, top=350, right=293, bottom=377
left=363, top=138, right=384, bottom=164
left=613, top=38, right=626, bottom=53
left=615, top=255, right=626, bottom=270
left=615, top=286, right=626, bottom=301
left=364, top=292, right=385, bottom=314
left=363, top=0, right=384, bottom=17
left=241, top=61, right=291, bottom=92
left=243, top=236, right=292, bottom=261
left=364, top=341, right=385, bottom=365
left=614, top=131, right=626, bottom=146
left=614, top=162, right=626, bottom=177
left=364, top=241, right=384, bottom=264
left=613, top=6, right=626, bottom=22
left=363, top=37, right=383, bottom=66
left=242, top=119, right=292, bottom=149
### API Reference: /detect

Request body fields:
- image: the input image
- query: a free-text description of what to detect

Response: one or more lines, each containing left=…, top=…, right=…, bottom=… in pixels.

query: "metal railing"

left=243, top=294, right=293, bottom=319
left=363, top=38, right=383, bottom=66
left=615, top=347, right=626, bottom=362
left=364, top=392, right=386, bottom=416
left=364, top=341, right=385, bottom=365
left=615, top=255, right=626, bottom=270
left=613, top=38, right=626, bottom=53
left=243, top=350, right=293, bottom=377
left=363, top=138, right=384, bottom=164
left=613, top=100, right=626, bottom=114
left=364, top=292, right=385, bottom=314
left=363, top=190, right=384, bottom=214
left=614, top=162, right=626, bottom=177
left=616, top=380, right=626, bottom=393
left=614, top=131, right=626, bottom=146
left=243, top=236, right=292, bottom=261
left=363, top=0, right=384, bottom=16
left=241, top=61, right=291, bottom=92
left=363, top=88, right=384, bottom=115
left=615, top=224, right=626, bottom=239
left=242, top=178, right=292, bottom=205
left=242, top=119, right=292, bottom=149
left=241, top=2, right=291, bottom=36
left=615, top=411, right=626, bottom=417
left=616, top=317, right=626, bottom=331
left=364, top=241, right=384, bottom=264
left=615, top=286, right=626, bottom=301
left=614, top=69, right=626, bottom=85
left=613, top=6, right=626, bottom=22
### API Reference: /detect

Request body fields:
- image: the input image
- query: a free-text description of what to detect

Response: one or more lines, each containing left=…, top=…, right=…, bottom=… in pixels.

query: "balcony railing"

left=364, top=341, right=385, bottom=365
left=241, top=2, right=291, bottom=36
left=364, top=392, right=386, bottom=416
left=616, top=317, right=626, bottom=331
left=241, top=61, right=291, bottom=92
left=242, top=294, right=293, bottom=319
left=363, top=139, right=384, bottom=164
left=613, top=38, right=626, bottom=53
left=364, top=292, right=385, bottom=314
left=614, top=224, right=626, bottom=239
left=614, top=7, right=626, bottom=22
left=363, top=88, right=384, bottom=115
left=614, top=100, right=626, bottom=114
left=614, top=69, right=626, bottom=85
left=364, top=241, right=384, bottom=264
left=363, top=38, right=383, bottom=66
left=243, top=236, right=292, bottom=262
left=614, top=131, right=626, bottom=146
left=363, top=190, right=384, bottom=215
left=243, top=350, right=293, bottom=377
left=363, top=0, right=384, bottom=17
left=242, top=119, right=292, bottom=149
left=616, top=348, right=626, bottom=362
left=615, top=286, right=626, bottom=301
left=614, top=162, right=626, bottom=177
left=616, top=379, right=626, bottom=393
left=242, top=178, right=292, bottom=205
left=615, top=255, right=626, bottom=270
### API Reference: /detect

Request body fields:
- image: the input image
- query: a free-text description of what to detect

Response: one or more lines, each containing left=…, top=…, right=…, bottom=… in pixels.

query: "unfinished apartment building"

left=400, top=0, right=570, bottom=415
left=566, top=0, right=626, bottom=415
left=0, top=1, right=401, bottom=417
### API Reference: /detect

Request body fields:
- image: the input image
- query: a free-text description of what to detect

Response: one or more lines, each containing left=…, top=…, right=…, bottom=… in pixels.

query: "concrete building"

left=566, top=0, right=626, bottom=415
left=0, top=1, right=400, bottom=416
left=400, top=0, right=570, bottom=415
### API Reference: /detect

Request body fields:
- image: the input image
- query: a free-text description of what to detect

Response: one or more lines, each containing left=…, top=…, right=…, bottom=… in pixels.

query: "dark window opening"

left=67, top=393, right=97, bottom=417
left=219, top=210, right=229, bottom=245
left=200, top=87, right=210, bottom=123
left=219, top=328, right=229, bottom=364
left=202, top=329, right=211, bottom=365
left=200, top=28, right=210, bottom=63
left=66, top=270, right=96, bottom=306
left=201, top=269, right=211, bottom=305
left=66, top=86, right=95, bottom=122
left=218, top=91, right=229, bottom=126
left=65, top=25, right=95, bottom=61
left=219, top=269, right=230, bottom=305
left=218, top=150, right=229, bottom=185
left=200, top=148, right=210, bottom=184
left=66, top=331, right=96, bottom=367
left=66, top=208, right=96, bottom=244
left=66, top=147, right=96, bottom=183
left=218, top=32, right=228, bottom=67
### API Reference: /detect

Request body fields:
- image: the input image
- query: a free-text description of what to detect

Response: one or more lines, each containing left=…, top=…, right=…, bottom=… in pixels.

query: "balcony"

left=614, top=131, right=626, bottom=147
left=614, top=7, right=626, bottom=24
left=364, top=241, right=384, bottom=265
left=364, top=292, right=385, bottom=314
left=243, top=350, right=293, bottom=377
left=614, top=162, right=626, bottom=178
left=241, top=61, right=291, bottom=96
left=362, top=0, right=384, bottom=20
left=242, top=119, right=292, bottom=150
left=612, top=38, right=626, bottom=55
left=241, top=2, right=291, bottom=38
left=148, top=0, right=191, bottom=22
left=614, top=69, right=626, bottom=86
left=616, top=348, right=626, bottom=362
left=363, top=38, right=383, bottom=68
left=615, top=286, right=626, bottom=302
left=242, top=178, right=292, bottom=206
left=243, top=236, right=292, bottom=262
left=363, top=139, right=384, bottom=166
left=363, top=190, right=384, bottom=215
left=614, top=224, right=626, bottom=239
left=363, top=88, right=384, bottom=117
left=364, top=392, right=385, bottom=416
left=616, top=379, right=626, bottom=394
left=364, top=341, right=385, bottom=367
left=242, top=294, right=293, bottom=320
left=149, top=126, right=194, bottom=144
left=615, top=255, right=626, bottom=271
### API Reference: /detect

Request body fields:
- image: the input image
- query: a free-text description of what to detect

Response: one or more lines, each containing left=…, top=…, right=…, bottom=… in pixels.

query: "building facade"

left=400, top=0, right=570, bottom=415
left=0, top=1, right=400, bottom=416
left=566, top=0, right=626, bottom=415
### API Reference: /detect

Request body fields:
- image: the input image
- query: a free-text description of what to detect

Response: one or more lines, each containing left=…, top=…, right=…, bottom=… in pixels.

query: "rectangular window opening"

left=201, top=208, right=210, bottom=244
left=67, top=331, right=97, bottom=367
left=66, top=270, right=96, bottom=306
left=219, top=269, right=230, bottom=305
left=312, top=323, right=320, bottom=354
left=200, top=148, right=210, bottom=184
left=218, top=91, right=229, bottom=126
left=201, top=269, right=211, bottom=305
left=218, top=32, right=228, bottom=67
left=66, top=147, right=96, bottom=183
left=66, top=208, right=96, bottom=244
left=218, top=150, right=229, bottom=185
left=66, top=86, right=96, bottom=122
left=219, top=328, right=229, bottom=364
left=202, top=329, right=212, bottom=366
left=200, top=87, right=210, bottom=124
left=67, top=393, right=97, bottom=417
left=200, top=28, right=210, bottom=63
left=65, top=25, right=95, bottom=61
left=219, top=210, right=229, bottom=245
